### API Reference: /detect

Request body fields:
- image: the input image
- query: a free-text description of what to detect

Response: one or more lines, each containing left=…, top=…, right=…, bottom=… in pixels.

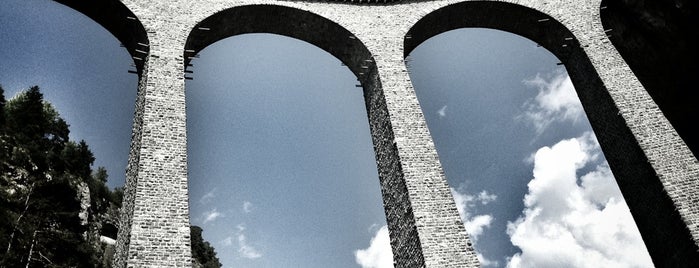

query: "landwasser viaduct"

left=49, top=0, right=699, bottom=266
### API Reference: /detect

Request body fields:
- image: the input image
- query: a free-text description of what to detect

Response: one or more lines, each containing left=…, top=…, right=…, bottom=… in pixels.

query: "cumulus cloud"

left=355, top=225, right=394, bottom=268
left=437, top=105, right=448, bottom=118
left=354, top=188, right=499, bottom=267
left=202, top=208, right=223, bottom=224
left=236, top=224, right=262, bottom=259
left=243, top=201, right=253, bottom=213
left=451, top=188, right=497, bottom=242
left=477, top=253, right=499, bottom=267
left=519, top=72, right=584, bottom=134
left=451, top=188, right=499, bottom=266
left=355, top=188, right=498, bottom=268
left=506, top=132, right=653, bottom=268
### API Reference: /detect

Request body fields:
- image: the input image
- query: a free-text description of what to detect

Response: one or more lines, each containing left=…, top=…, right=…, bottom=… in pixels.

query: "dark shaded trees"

left=1, top=86, right=221, bottom=266
left=0, top=86, right=105, bottom=267
left=191, top=225, right=222, bottom=268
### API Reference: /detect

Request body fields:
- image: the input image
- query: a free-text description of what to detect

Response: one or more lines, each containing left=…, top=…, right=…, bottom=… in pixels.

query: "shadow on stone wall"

left=600, top=0, right=699, bottom=158
left=405, top=1, right=699, bottom=266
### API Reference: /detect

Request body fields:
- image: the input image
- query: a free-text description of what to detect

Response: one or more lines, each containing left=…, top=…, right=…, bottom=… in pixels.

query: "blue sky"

left=186, top=34, right=386, bottom=267
left=0, top=0, right=136, bottom=190
left=1, top=1, right=654, bottom=267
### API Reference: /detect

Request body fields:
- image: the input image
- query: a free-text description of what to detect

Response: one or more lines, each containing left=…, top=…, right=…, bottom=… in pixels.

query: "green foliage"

left=110, top=186, right=124, bottom=208
left=0, top=86, right=118, bottom=267
left=191, top=225, right=222, bottom=268
left=2, top=86, right=70, bottom=181
left=89, top=167, right=111, bottom=215
left=1, top=86, right=221, bottom=267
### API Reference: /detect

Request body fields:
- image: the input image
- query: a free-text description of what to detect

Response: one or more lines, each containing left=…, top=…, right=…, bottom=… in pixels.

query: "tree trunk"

left=5, top=183, right=34, bottom=255
left=24, top=229, right=37, bottom=268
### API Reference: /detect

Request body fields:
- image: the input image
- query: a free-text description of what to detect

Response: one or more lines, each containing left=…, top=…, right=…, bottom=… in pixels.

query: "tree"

left=89, top=167, right=111, bottom=216
left=190, top=225, right=222, bottom=268
left=1, top=86, right=220, bottom=267
left=0, top=85, right=9, bottom=254
left=0, top=86, right=99, bottom=267
left=0, top=85, right=6, bottom=128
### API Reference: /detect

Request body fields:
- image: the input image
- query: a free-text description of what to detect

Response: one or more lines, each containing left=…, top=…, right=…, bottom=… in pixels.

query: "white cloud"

left=354, top=189, right=497, bottom=268
left=221, top=236, right=233, bottom=247
left=477, top=191, right=497, bottom=205
left=450, top=188, right=497, bottom=241
left=437, top=105, right=448, bottom=118
left=355, top=187, right=497, bottom=268
left=506, top=133, right=653, bottom=268
left=243, top=201, right=253, bottom=213
left=200, top=189, right=215, bottom=204
left=368, top=223, right=380, bottom=233
left=202, top=208, right=223, bottom=224
left=355, top=225, right=394, bottom=268
left=236, top=224, right=262, bottom=259
left=519, top=72, right=584, bottom=134
left=477, top=253, right=499, bottom=267
left=464, top=214, right=494, bottom=241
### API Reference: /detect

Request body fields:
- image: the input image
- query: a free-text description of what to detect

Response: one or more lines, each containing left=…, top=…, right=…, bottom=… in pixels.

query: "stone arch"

left=406, top=1, right=699, bottom=266
left=598, top=0, right=699, bottom=157
left=184, top=5, right=374, bottom=82
left=182, top=4, right=430, bottom=265
left=54, top=0, right=149, bottom=75
left=49, top=1, right=151, bottom=266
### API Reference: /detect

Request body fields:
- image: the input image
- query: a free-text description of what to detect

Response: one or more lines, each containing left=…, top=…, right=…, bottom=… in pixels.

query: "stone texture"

left=54, top=0, right=699, bottom=267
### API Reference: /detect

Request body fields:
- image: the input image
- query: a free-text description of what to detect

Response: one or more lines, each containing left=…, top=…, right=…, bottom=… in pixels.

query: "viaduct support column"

left=565, top=10, right=699, bottom=265
left=113, top=24, right=192, bottom=267
left=365, top=37, right=480, bottom=267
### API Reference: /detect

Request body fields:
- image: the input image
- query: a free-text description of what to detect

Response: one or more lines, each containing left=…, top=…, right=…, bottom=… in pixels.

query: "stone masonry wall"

left=56, top=0, right=699, bottom=267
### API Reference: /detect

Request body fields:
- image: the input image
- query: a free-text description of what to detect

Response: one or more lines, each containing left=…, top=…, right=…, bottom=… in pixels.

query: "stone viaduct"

left=53, top=0, right=699, bottom=267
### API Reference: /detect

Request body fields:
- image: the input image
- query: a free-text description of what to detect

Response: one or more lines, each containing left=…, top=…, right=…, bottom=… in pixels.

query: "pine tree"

left=0, top=86, right=221, bottom=267
left=0, top=86, right=97, bottom=267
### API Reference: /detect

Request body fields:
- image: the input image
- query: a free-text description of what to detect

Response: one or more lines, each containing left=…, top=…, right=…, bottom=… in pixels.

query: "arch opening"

left=46, top=2, right=151, bottom=266
left=54, top=0, right=150, bottom=76
left=407, top=26, right=653, bottom=268
left=184, top=5, right=376, bottom=83
left=1, top=1, right=148, bottom=266
left=406, top=1, right=698, bottom=266
left=184, top=5, right=399, bottom=267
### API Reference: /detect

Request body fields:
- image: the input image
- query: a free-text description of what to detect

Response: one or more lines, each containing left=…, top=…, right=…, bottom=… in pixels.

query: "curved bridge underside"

left=50, top=0, right=699, bottom=267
